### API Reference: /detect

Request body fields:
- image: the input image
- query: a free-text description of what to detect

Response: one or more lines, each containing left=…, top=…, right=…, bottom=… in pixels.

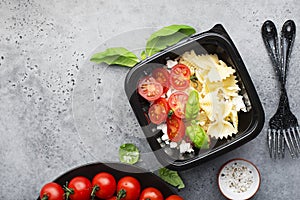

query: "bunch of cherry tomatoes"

left=39, top=172, right=183, bottom=200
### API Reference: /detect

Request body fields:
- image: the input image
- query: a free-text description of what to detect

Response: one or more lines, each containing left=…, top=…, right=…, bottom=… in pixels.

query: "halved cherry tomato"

left=148, top=103, right=168, bottom=125
left=170, top=64, right=191, bottom=90
left=65, top=176, right=92, bottom=200
left=165, top=195, right=184, bottom=200
left=148, top=98, right=170, bottom=124
left=154, top=98, right=170, bottom=112
left=152, top=68, right=170, bottom=93
left=117, top=176, right=141, bottom=200
left=167, top=114, right=185, bottom=142
left=168, top=91, right=188, bottom=119
left=91, top=172, right=116, bottom=199
left=138, top=76, right=163, bottom=101
left=40, top=182, right=64, bottom=200
left=139, top=187, right=164, bottom=200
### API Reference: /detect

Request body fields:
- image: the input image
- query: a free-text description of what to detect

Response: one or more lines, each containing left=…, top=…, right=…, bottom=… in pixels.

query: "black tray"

left=124, top=24, right=265, bottom=170
left=37, top=162, right=176, bottom=200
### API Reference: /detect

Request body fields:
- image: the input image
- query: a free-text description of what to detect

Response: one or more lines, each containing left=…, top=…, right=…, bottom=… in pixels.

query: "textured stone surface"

left=1, top=0, right=300, bottom=199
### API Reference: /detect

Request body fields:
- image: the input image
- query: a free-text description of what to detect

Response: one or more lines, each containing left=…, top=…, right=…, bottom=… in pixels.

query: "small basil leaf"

left=90, top=47, right=139, bottom=67
left=186, top=121, right=209, bottom=149
left=145, top=24, right=196, bottom=57
left=185, top=90, right=200, bottom=120
left=140, top=50, right=147, bottom=60
left=158, top=168, right=185, bottom=189
left=119, top=143, right=140, bottom=164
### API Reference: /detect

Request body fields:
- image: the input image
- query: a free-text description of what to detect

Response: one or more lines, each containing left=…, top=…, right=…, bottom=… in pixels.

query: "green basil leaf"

left=186, top=121, right=209, bottom=149
left=90, top=47, right=139, bottom=67
left=140, top=50, right=147, bottom=60
left=158, top=168, right=185, bottom=189
left=185, top=90, right=200, bottom=120
left=119, top=143, right=140, bottom=164
left=144, top=24, right=196, bottom=57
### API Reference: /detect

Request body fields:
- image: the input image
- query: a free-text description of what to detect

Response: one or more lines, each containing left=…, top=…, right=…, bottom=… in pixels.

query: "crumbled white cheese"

left=170, top=142, right=178, bottom=148
left=157, top=123, right=168, bottom=135
left=166, top=60, right=178, bottom=69
left=179, top=140, right=194, bottom=153
left=166, top=89, right=172, bottom=99
left=161, top=132, right=169, bottom=141
left=157, top=137, right=162, bottom=143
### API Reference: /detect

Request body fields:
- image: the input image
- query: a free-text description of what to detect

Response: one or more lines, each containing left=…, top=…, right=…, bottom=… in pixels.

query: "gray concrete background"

left=1, top=0, right=300, bottom=199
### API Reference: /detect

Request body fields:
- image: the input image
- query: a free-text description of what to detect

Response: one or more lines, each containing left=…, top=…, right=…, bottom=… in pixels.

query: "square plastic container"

left=124, top=24, right=265, bottom=170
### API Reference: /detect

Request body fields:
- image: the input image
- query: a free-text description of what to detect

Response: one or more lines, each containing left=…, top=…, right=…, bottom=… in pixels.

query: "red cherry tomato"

left=170, top=64, right=191, bottom=90
left=148, top=103, right=167, bottom=125
left=148, top=97, right=170, bottom=124
left=165, top=194, right=184, bottom=200
left=91, top=172, right=116, bottom=199
left=106, top=196, right=117, bottom=200
left=138, top=76, right=163, bottom=101
left=117, top=176, right=141, bottom=200
left=167, top=114, right=185, bottom=142
left=39, top=182, right=64, bottom=200
left=168, top=91, right=188, bottom=119
left=154, top=98, right=170, bottom=112
left=66, top=176, right=92, bottom=200
left=139, top=187, right=164, bottom=200
left=152, top=68, right=170, bottom=93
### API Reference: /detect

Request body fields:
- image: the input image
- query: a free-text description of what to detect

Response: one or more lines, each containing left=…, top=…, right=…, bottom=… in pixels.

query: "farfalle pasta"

left=179, top=50, right=246, bottom=139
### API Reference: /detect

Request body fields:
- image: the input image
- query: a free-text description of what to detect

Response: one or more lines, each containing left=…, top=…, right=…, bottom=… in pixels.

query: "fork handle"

left=279, top=86, right=291, bottom=112
left=262, top=20, right=282, bottom=81
left=281, top=20, right=296, bottom=86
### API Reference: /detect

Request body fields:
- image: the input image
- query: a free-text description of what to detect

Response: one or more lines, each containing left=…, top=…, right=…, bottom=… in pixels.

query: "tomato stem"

left=41, top=194, right=48, bottom=200
left=90, top=185, right=100, bottom=200
left=168, top=110, right=174, bottom=118
left=63, top=182, right=74, bottom=200
left=116, top=189, right=127, bottom=200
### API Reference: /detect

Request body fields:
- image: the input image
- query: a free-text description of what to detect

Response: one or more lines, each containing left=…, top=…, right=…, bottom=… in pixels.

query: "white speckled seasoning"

left=218, top=159, right=260, bottom=200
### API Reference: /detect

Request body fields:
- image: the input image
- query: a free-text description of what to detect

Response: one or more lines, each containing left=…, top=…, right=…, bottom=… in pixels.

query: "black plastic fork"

left=262, top=20, right=300, bottom=159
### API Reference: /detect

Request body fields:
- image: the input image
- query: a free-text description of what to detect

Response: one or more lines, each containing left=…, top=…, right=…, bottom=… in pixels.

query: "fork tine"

left=280, top=131, right=285, bottom=158
left=291, top=127, right=300, bottom=155
left=268, top=129, right=273, bottom=158
left=288, top=128, right=299, bottom=158
left=295, top=127, right=300, bottom=154
left=283, top=129, right=296, bottom=159
left=277, top=130, right=282, bottom=159
left=273, top=129, right=277, bottom=159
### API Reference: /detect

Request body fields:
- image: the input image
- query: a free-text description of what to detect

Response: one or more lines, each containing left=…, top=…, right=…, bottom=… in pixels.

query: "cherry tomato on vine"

left=165, top=194, right=184, bottom=200
left=138, top=76, right=163, bottom=101
left=168, top=91, right=188, bottom=119
left=117, top=176, right=141, bottom=200
left=91, top=172, right=116, bottom=199
left=152, top=68, right=170, bottom=93
left=170, top=64, right=191, bottom=90
left=139, top=187, right=164, bottom=200
left=106, top=196, right=117, bottom=200
left=39, top=182, right=64, bottom=200
left=65, top=176, right=92, bottom=200
left=167, top=114, right=185, bottom=142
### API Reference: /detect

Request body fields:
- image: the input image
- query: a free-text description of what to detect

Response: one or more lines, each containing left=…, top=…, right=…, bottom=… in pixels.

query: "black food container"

left=125, top=24, right=265, bottom=170
left=37, top=163, right=176, bottom=200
